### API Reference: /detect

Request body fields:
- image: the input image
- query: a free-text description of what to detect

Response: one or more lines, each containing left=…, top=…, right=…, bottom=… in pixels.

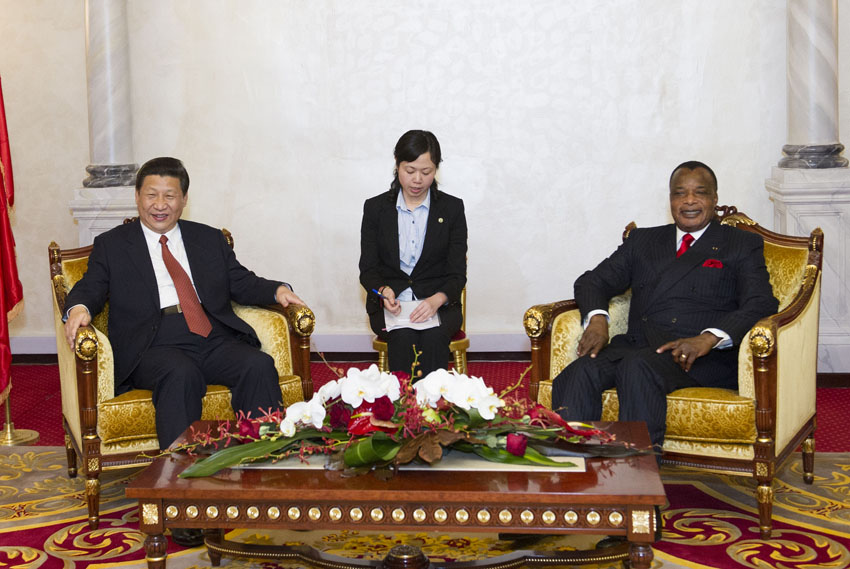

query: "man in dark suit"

left=64, top=157, right=304, bottom=451
left=552, top=161, right=778, bottom=449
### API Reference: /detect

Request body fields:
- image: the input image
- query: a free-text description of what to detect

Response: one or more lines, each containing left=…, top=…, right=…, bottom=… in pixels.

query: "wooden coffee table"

left=126, top=421, right=665, bottom=569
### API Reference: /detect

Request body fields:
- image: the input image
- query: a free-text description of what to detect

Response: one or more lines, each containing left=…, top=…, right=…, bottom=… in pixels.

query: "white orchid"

left=475, top=392, right=505, bottom=420
left=279, top=417, right=297, bottom=437
left=284, top=396, right=326, bottom=429
left=415, top=368, right=454, bottom=407
left=415, top=369, right=505, bottom=417
left=338, top=364, right=400, bottom=408
left=317, top=379, right=341, bottom=403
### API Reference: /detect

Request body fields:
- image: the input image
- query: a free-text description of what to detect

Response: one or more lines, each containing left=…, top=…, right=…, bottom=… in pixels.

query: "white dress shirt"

left=139, top=222, right=201, bottom=308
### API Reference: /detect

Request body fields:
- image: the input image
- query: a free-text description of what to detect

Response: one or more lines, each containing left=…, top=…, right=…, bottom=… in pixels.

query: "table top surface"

left=126, top=421, right=665, bottom=507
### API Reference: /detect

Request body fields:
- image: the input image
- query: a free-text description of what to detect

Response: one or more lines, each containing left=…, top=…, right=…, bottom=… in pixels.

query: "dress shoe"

left=170, top=527, right=205, bottom=548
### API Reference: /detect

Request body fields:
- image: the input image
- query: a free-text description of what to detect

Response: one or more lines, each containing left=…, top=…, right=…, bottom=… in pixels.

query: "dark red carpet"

left=5, top=363, right=847, bottom=452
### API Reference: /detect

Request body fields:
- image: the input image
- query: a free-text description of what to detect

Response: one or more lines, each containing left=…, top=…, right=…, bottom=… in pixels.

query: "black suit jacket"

left=359, top=189, right=467, bottom=328
left=574, top=221, right=778, bottom=387
left=65, top=219, right=283, bottom=393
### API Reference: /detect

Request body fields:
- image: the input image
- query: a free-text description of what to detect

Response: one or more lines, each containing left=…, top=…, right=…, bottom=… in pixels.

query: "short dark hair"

left=669, top=160, right=717, bottom=193
left=390, top=130, right=442, bottom=196
left=135, top=157, right=190, bottom=195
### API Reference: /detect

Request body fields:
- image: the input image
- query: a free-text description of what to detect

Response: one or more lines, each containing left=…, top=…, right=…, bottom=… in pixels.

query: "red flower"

left=372, top=396, right=395, bottom=421
left=506, top=433, right=527, bottom=456
left=528, top=404, right=569, bottom=428
left=237, top=419, right=260, bottom=440
left=347, top=399, right=398, bottom=435
left=329, top=401, right=352, bottom=429
left=702, top=259, right=723, bottom=268
left=347, top=413, right=379, bottom=435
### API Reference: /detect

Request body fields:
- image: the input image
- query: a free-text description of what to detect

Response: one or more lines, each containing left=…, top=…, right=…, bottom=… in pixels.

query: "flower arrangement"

left=174, top=365, right=631, bottom=479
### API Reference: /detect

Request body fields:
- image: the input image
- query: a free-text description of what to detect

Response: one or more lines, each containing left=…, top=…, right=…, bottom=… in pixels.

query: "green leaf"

left=465, top=444, right=576, bottom=469
left=179, top=429, right=346, bottom=478
left=465, top=408, right=486, bottom=428
left=180, top=438, right=295, bottom=478
left=344, top=432, right=401, bottom=467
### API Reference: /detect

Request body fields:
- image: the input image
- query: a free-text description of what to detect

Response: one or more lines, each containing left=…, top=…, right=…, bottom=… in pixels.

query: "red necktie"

left=159, top=235, right=212, bottom=337
left=676, top=233, right=694, bottom=258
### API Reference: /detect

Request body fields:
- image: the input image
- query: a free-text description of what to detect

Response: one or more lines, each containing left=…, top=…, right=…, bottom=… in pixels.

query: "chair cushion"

left=97, top=376, right=306, bottom=449
left=601, top=387, right=757, bottom=444
left=452, top=330, right=466, bottom=341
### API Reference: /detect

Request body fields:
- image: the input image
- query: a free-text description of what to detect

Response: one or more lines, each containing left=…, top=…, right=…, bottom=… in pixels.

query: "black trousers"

left=551, top=347, right=702, bottom=448
left=371, top=303, right=463, bottom=379
left=127, top=312, right=281, bottom=449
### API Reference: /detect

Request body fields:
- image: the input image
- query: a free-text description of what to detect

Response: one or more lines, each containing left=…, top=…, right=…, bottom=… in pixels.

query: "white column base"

left=766, top=166, right=850, bottom=372
left=69, top=186, right=137, bottom=246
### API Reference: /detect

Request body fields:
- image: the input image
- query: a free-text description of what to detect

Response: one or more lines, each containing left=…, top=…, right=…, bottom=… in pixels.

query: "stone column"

left=766, top=0, right=850, bottom=372
left=70, top=0, right=138, bottom=245
left=780, top=0, right=847, bottom=168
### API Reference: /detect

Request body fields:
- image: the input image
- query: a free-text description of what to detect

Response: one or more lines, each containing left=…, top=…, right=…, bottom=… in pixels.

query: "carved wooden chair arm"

left=523, top=299, right=579, bottom=339
left=262, top=303, right=316, bottom=338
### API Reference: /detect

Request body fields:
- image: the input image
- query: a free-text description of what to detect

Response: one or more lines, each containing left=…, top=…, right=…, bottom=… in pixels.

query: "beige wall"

left=1, top=1, right=820, bottom=353
left=2, top=1, right=88, bottom=351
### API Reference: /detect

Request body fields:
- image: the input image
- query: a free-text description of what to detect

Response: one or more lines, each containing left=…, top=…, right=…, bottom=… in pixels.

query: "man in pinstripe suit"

left=551, top=161, right=778, bottom=449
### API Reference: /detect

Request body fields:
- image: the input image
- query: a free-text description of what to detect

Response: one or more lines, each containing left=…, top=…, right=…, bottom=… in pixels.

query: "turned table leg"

left=628, top=542, right=653, bottom=569
left=144, top=533, right=168, bottom=569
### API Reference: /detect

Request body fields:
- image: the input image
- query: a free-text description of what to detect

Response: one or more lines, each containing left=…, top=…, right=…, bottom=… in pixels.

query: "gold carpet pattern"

left=1, top=447, right=849, bottom=569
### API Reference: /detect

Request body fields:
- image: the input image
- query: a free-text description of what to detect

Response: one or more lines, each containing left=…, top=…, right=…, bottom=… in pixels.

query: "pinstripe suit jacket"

left=574, top=220, right=778, bottom=387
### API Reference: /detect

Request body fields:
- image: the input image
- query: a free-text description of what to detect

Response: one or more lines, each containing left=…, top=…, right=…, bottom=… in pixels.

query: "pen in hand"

left=372, top=288, right=400, bottom=313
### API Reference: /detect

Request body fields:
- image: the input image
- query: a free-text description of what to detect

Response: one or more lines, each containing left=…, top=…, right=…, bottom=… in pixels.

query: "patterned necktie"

left=676, top=233, right=694, bottom=258
left=159, top=235, right=212, bottom=337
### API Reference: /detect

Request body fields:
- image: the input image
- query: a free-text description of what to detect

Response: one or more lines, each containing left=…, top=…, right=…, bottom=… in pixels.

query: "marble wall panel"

left=1, top=1, right=801, bottom=354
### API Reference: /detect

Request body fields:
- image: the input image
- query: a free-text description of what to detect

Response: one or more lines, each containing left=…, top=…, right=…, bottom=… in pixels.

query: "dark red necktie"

left=159, top=235, right=212, bottom=337
left=676, top=233, right=694, bottom=258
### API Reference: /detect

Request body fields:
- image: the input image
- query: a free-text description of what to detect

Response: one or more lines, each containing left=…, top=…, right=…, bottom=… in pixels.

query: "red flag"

left=0, top=75, right=23, bottom=405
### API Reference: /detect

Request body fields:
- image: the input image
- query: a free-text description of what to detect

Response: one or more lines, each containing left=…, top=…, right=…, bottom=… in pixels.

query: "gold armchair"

left=373, top=287, right=470, bottom=374
left=523, top=207, right=823, bottom=539
left=49, top=229, right=315, bottom=530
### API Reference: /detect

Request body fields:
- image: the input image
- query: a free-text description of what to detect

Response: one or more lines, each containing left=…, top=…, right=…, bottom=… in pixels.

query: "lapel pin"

left=438, top=217, right=444, bottom=223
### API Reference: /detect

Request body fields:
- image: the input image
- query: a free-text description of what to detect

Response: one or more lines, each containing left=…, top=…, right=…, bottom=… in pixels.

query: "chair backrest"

left=49, top=242, right=111, bottom=335
left=716, top=207, right=821, bottom=312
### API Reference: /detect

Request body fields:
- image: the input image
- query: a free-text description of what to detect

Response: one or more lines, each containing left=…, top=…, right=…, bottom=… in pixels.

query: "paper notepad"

left=384, top=301, right=440, bottom=331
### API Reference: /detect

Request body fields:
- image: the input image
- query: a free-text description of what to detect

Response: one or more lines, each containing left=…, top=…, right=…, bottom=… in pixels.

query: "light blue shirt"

left=396, top=190, right=430, bottom=301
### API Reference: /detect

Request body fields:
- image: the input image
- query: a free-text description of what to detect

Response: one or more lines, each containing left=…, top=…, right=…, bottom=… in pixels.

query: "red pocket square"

left=703, top=259, right=723, bottom=268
